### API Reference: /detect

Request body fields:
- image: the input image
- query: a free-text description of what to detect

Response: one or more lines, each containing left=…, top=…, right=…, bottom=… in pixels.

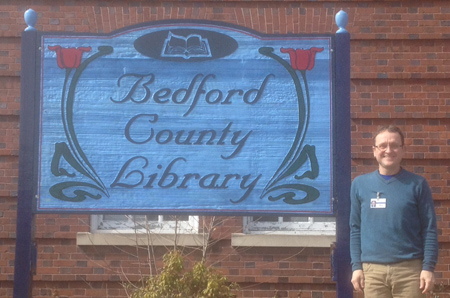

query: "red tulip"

left=48, top=45, right=92, bottom=69
left=280, top=47, right=324, bottom=71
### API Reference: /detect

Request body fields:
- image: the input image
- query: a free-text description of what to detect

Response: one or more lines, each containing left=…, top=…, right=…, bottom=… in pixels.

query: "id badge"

left=370, top=198, right=386, bottom=209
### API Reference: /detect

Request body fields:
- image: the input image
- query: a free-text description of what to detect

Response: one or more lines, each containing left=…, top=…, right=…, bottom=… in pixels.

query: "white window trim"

left=231, top=233, right=335, bottom=248
left=77, top=231, right=206, bottom=247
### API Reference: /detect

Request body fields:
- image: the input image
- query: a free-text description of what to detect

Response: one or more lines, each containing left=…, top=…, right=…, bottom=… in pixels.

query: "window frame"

left=90, top=214, right=199, bottom=234
left=243, top=216, right=336, bottom=236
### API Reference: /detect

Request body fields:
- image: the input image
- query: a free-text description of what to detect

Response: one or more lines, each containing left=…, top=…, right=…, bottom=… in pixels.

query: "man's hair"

left=373, top=125, right=405, bottom=145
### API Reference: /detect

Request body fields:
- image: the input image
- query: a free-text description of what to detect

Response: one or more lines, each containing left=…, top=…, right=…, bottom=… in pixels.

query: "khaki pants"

left=362, top=259, right=425, bottom=298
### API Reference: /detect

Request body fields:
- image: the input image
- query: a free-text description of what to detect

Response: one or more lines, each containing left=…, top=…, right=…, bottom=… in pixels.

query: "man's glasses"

left=373, top=144, right=403, bottom=151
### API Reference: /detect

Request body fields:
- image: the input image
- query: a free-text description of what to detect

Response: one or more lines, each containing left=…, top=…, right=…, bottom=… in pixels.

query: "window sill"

left=76, top=232, right=204, bottom=247
left=231, top=233, right=335, bottom=248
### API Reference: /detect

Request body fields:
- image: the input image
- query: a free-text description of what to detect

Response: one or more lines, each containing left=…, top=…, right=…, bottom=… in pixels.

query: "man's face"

left=373, top=130, right=405, bottom=175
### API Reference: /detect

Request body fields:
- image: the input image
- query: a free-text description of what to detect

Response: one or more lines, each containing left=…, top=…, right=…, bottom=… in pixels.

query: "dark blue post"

left=333, top=10, right=353, bottom=298
left=14, top=9, right=39, bottom=298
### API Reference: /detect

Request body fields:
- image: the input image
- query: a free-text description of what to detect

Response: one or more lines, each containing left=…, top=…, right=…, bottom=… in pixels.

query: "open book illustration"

left=161, top=31, right=212, bottom=59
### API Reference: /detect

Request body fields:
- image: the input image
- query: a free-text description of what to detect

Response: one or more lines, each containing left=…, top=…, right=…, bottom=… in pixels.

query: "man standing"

left=350, top=125, right=438, bottom=297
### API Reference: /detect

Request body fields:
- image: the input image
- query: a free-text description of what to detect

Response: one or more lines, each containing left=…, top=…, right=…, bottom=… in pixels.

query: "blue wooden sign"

left=36, top=21, right=334, bottom=214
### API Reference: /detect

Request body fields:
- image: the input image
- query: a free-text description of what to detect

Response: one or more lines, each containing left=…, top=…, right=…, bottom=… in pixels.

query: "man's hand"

left=351, top=269, right=365, bottom=292
left=420, top=270, right=435, bottom=294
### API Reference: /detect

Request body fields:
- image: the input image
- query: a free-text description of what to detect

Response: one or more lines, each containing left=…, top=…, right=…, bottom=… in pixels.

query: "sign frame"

left=27, top=20, right=339, bottom=215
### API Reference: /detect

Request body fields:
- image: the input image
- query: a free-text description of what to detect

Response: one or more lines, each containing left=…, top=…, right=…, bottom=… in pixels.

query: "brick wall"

left=0, top=1, right=449, bottom=297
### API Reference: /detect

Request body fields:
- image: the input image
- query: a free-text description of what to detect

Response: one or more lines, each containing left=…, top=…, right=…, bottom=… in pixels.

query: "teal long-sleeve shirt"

left=350, top=169, right=438, bottom=272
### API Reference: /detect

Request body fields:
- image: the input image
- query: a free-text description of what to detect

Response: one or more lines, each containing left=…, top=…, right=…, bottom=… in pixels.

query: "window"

left=77, top=214, right=202, bottom=246
left=231, top=216, right=336, bottom=247
left=243, top=216, right=335, bottom=235
left=90, top=214, right=199, bottom=234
